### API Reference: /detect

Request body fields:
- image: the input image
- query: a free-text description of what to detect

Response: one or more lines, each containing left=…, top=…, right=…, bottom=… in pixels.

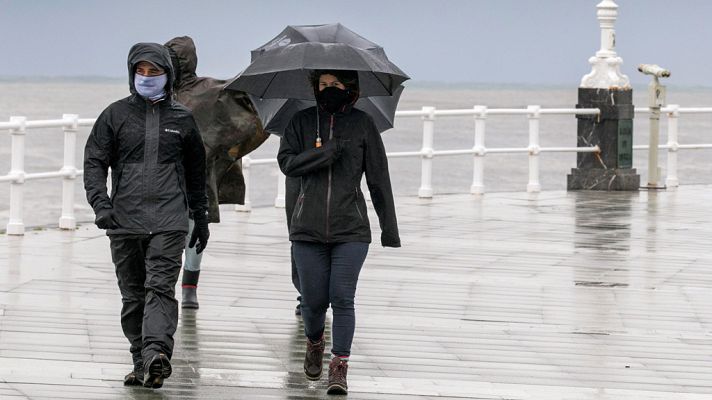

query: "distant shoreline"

left=0, top=76, right=125, bottom=83
left=2, top=76, right=712, bottom=92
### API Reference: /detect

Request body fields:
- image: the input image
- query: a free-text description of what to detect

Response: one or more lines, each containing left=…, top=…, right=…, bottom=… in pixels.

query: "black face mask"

left=317, top=86, right=351, bottom=114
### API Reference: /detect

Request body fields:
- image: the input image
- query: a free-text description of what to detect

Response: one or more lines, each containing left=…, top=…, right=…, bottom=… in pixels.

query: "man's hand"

left=95, top=208, right=119, bottom=230
left=188, top=211, right=210, bottom=254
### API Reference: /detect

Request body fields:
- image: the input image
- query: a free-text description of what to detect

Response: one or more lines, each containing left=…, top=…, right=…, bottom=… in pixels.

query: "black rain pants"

left=110, top=231, right=185, bottom=363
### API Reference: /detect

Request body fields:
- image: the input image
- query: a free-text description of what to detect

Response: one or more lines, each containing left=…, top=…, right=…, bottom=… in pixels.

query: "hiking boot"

left=182, top=286, right=199, bottom=309
left=123, top=364, right=144, bottom=386
left=327, top=357, right=348, bottom=395
left=303, top=337, right=325, bottom=380
left=143, top=353, right=172, bottom=389
left=124, top=353, right=144, bottom=386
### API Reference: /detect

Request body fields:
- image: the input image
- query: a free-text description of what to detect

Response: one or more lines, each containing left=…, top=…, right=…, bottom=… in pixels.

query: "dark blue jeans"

left=292, top=241, right=369, bottom=357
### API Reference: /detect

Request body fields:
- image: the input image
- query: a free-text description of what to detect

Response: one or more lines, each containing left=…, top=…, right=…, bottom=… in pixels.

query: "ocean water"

left=1, top=79, right=711, bottom=228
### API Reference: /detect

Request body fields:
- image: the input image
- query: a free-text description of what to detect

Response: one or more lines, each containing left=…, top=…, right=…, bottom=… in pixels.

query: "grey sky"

left=1, top=0, right=710, bottom=86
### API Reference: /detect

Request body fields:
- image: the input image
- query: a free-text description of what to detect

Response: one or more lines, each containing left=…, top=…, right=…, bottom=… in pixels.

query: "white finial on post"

left=580, top=0, right=630, bottom=89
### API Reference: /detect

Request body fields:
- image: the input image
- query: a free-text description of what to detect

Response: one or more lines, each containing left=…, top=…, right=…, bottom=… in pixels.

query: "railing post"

left=527, top=105, right=542, bottom=192
left=235, top=156, right=251, bottom=212
left=59, top=114, right=78, bottom=229
left=418, top=106, right=435, bottom=198
left=275, top=170, right=286, bottom=208
left=471, top=105, right=487, bottom=194
left=7, top=116, right=27, bottom=235
left=665, top=104, right=680, bottom=188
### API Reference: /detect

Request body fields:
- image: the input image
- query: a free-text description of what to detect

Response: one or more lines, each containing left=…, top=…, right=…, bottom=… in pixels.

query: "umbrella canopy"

left=225, top=23, right=409, bottom=100
left=250, top=23, right=388, bottom=61
left=250, top=84, right=404, bottom=136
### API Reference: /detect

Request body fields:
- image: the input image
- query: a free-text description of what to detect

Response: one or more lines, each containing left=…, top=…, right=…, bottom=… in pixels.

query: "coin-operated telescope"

left=637, top=64, right=670, bottom=189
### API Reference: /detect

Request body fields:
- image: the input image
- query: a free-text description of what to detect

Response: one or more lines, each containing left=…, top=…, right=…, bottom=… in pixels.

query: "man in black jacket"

left=83, top=42, right=209, bottom=389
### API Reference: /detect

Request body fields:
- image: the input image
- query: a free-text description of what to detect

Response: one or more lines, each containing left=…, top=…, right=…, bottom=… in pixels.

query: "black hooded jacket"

left=83, top=42, right=208, bottom=235
left=278, top=105, right=400, bottom=247
left=164, top=36, right=268, bottom=223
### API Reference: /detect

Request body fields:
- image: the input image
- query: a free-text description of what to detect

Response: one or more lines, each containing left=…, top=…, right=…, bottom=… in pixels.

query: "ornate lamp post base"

left=568, top=0, right=640, bottom=191
left=568, top=88, right=639, bottom=191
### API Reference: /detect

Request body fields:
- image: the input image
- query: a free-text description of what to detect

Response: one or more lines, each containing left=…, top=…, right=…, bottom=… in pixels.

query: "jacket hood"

left=164, top=36, right=198, bottom=87
left=127, top=42, right=175, bottom=96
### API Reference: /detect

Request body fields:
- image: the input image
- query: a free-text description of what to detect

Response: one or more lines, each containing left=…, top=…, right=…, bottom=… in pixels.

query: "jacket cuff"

left=190, top=208, right=208, bottom=219
left=381, top=232, right=401, bottom=248
left=93, top=203, right=112, bottom=213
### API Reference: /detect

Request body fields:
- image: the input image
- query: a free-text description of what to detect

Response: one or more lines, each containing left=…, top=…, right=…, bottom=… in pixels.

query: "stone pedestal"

left=567, top=88, right=640, bottom=191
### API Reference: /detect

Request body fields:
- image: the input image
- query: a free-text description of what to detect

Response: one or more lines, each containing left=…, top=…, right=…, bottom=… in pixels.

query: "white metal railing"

left=237, top=104, right=712, bottom=210
left=3, top=105, right=712, bottom=234
left=634, top=105, right=712, bottom=187
left=237, top=106, right=604, bottom=211
left=0, top=115, right=94, bottom=235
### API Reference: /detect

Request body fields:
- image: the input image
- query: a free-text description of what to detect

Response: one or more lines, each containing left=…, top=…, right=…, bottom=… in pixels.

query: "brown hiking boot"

left=327, top=357, right=348, bottom=395
left=303, top=337, right=325, bottom=380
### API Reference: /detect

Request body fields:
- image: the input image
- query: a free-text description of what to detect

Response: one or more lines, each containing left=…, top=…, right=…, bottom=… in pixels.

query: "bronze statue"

left=165, top=36, right=269, bottom=308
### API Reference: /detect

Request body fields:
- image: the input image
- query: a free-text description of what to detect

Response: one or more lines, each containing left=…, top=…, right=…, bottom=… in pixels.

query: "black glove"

left=188, top=211, right=210, bottom=254
left=94, top=207, right=119, bottom=230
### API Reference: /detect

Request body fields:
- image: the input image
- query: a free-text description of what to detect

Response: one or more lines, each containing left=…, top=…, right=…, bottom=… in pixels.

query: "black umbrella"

left=225, top=23, right=409, bottom=100
left=249, top=23, right=389, bottom=61
left=230, top=23, right=408, bottom=135
left=249, top=84, right=404, bottom=136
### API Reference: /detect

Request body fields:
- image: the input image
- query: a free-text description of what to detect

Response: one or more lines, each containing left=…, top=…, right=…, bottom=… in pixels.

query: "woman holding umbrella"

left=278, top=69, right=400, bottom=395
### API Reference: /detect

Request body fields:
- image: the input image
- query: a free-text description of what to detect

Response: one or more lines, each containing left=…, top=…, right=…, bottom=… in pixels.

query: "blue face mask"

left=134, top=73, right=167, bottom=101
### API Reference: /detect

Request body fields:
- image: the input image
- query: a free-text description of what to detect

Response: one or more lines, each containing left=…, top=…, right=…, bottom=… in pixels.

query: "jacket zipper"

left=354, top=187, right=364, bottom=220
left=295, top=193, right=305, bottom=220
left=109, top=167, right=123, bottom=202
left=325, top=114, right=334, bottom=241
left=148, top=102, right=157, bottom=234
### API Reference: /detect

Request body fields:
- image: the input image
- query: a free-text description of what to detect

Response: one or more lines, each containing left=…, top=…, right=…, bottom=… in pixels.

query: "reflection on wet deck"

left=1, top=186, right=712, bottom=399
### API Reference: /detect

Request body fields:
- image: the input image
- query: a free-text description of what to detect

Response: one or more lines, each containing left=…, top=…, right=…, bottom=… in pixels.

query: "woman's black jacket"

left=278, top=106, right=400, bottom=247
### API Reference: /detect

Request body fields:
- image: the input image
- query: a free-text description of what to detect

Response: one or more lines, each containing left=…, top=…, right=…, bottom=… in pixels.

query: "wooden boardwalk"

left=1, top=185, right=711, bottom=399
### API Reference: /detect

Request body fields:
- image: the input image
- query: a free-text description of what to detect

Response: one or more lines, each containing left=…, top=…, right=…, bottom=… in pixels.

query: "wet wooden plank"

left=1, top=186, right=712, bottom=398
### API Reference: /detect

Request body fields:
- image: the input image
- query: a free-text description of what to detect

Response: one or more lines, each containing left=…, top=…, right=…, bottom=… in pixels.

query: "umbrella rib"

left=260, top=72, right=279, bottom=99
left=369, top=70, right=392, bottom=96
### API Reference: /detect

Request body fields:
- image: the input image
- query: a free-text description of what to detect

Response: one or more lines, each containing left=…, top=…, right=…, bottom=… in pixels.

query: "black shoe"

left=295, top=303, right=302, bottom=316
left=124, top=354, right=144, bottom=386
left=123, top=366, right=144, bottom=386
left=304, top=337, right=325, bottom=380
left=143, top=353, right=172, bottom=389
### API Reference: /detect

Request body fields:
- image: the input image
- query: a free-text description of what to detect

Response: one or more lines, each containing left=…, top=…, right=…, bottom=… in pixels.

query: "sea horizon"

left=2, top=80, right=712, bottom=228
left=2, top=75, right=712, bottom=93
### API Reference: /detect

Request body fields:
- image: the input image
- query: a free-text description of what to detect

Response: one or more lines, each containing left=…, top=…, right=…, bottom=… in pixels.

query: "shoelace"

left=307, top=341, right=323, bottom=358
left=331, top=360, right=347, bottom=379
